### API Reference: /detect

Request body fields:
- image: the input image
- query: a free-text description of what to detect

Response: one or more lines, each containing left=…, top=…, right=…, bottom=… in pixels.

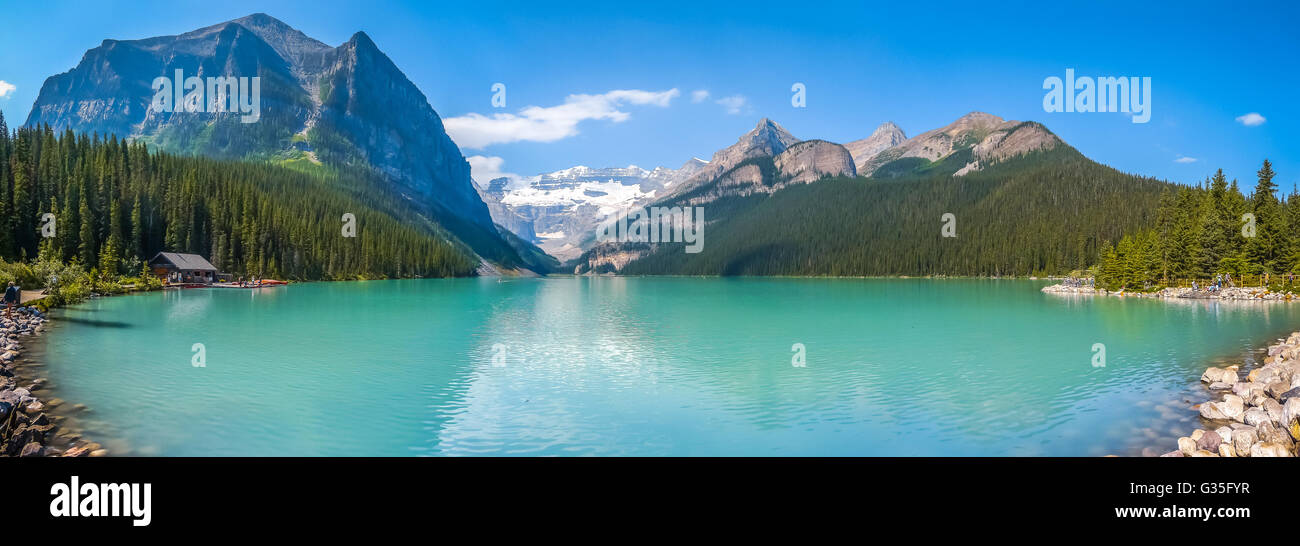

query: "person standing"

left=3, top=282, right=20, bottom=320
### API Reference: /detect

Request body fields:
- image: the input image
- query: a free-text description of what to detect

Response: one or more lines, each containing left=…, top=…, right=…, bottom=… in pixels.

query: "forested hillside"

left=1095, top=160, right=1295, bottom=290
left=620, top=147, right=1171, bottom=276
left=0, top=114, right=478, bottom=280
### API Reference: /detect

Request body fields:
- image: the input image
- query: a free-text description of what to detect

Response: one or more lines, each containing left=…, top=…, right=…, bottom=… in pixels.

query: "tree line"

left=1096, top=160, right=1294, bottom=290
left=620, top=147, right=1170, bottom=277
left=0, top=113, right=477, bottom=284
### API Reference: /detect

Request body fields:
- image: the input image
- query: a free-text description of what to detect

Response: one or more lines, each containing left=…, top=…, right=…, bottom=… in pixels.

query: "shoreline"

left=1045, top=281, right=1300, bottom=456
left=1164, top=334, right=1300, bottom=457
left=0, top=305, right=105, bottom=457
left=19, top=279, right=1296, bottom=457
left=1042, top=283, right=1295, bottom=301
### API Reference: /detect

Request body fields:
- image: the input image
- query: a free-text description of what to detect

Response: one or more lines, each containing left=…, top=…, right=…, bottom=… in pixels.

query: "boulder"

left=62, top=445, right=89, bottom=457
left=1266, top=380, right=1291, bottom=399
left=1261, top=398, right=1285, bottom=423
left=1249, top=442, right=1291, bottom=457
left=1254, top=367, right=1282, bottom=386
left=1231, top=425, right=1258, bottom=455
left=1202, top=367, right=1237, bottom=384
left=0, top=400, right=11, bottom=420
left=1255, top=421, right=1295, bottom=449
left=89, top=449, right=109, bottom=457
left=1220, top=394, right=1246, bottom=421
left=1200, top=403, right=1229, bottom=420
left=29, top=412, right=49, bottom=427
left=1178, top=436, right=1197, bottom=456
left=19, top=442, right=43, bottom=457
left=1160, top=450, right=1184, bottom=457
left=1244, top=408, right=1272, bottom=427
left=1234, top=382, right=1268, bottom=400
left=1282, top=387, right=1300, bottom=404
left=1218, top=444, right=1237, bottom=457
left=1284, top=398, right=1300, bottom=425
left=1208, top=382, right=1233, bottom=391
left=1191, top=449, right=1219, bottom=457
left=1215, top=426, right=1234, bottom=444
left=1196, top=430, right=1223, bottom=452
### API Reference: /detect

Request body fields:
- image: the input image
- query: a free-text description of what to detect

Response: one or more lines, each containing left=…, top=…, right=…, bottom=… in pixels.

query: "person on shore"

left=4, top=282, right=19, bottom=320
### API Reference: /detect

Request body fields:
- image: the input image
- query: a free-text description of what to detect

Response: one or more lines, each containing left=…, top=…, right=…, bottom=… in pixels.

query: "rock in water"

left=1219, top=394, right=1246, bottom=421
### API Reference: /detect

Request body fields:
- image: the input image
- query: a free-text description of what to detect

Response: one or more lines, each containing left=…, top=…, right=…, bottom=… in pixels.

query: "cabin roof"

left=150, top=252, right=219, bottom=271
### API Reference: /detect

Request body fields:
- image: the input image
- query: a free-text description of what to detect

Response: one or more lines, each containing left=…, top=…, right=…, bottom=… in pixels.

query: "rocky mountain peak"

left=774, top=140, right=857, bottom=184
left=24, top=14, right=514, bottom=264
left=859, top=112, right=1065, bottom=177
left=844, top=121, right=907, bottom=172
left=743, top=118, right=799, bottom=154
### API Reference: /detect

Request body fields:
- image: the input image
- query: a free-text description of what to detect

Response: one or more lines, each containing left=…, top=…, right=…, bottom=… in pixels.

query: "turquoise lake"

left=32, top=277, right=1300, bottom=456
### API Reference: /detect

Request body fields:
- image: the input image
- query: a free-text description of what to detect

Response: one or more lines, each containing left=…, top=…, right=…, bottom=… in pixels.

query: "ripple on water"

left=32, top=278, right=1300, bottom=456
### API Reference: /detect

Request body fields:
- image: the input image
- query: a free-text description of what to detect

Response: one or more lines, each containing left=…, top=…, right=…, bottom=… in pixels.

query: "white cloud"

left=1174, top=156, right=1197, bottom=163
left=467, top=155, right=531, bottom=188
left=0, top=80, right=15, bottom=99
left=445, top=88, right=680, bottom=149
left=1236, top=112, right=1266, bottom=126
left=715, top=94, right=748, bottom=115
left=690, top=89, right=710, bottom=103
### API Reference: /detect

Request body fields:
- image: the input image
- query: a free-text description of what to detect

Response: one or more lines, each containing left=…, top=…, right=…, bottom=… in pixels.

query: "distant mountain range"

left=20, top=13, right=1157, bottom=278
left=482, top=112, right=1072, bottom=269
left=476, top=160, right=708, bottom=260
left=24, top=13, right=548, bottom=273
left=561, top=111, right=1164, bottom=276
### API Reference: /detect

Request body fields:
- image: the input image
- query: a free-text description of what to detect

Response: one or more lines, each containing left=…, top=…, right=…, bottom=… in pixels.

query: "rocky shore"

left=0, top=307, right=103, bottom=457
left=1043, top=283, right=1295, bottom=301
left=1161, top=335, right=1300, bottom=457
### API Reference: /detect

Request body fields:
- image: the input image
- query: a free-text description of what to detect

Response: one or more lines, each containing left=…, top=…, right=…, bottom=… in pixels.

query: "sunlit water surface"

left=33, top=278, right=1300, bottom=456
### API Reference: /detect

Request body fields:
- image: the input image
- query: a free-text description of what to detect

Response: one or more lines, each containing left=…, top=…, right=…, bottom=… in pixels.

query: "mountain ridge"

left=23, top=13, right=546, bottom=272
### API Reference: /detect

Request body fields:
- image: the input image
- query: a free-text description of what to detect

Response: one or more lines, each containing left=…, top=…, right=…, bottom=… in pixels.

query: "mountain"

left=668, top=118, right=800, bottom=198
left=860, top=112, right=1061, bottom=178
left=843, top=121, right=906, bottom=173
left=773, top=140, right=857, bottom=184
left=23, top=13, right=543, bottom=272
left=476, top=159, right=707, bottom=261
left=570, top=112, right=1168, bottom=276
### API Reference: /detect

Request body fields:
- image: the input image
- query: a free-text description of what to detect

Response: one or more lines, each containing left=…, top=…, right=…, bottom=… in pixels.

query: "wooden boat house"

left=149, top=252, right=221, bottom=285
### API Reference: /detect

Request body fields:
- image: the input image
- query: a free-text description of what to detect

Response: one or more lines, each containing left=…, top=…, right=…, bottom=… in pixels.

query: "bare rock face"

left=670, top=118, right=799, bottom=197
left=955, top=121, right=1062, bottom=176
left=571, top=243, right=652, bottom=274
left=475, top=177, right=537, bottom=241
left=859, top=112, right=1063, bottom=177
left=773, top=140, right=857, bottom=184
left=843, top=121, right=906, bottom=173
left=862, top=112, right=1007, bottom=175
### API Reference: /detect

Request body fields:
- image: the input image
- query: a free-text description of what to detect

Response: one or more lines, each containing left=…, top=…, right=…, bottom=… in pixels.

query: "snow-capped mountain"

left=476, top=159, right=709, bottom=260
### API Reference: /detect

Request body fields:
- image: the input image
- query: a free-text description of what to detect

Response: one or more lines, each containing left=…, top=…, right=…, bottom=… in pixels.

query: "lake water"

left=32, top=277, right=1300, bottom=456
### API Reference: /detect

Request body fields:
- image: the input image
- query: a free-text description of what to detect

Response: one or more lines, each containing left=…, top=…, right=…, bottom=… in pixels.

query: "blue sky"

left=0, top=0, right=1295, bottom=188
